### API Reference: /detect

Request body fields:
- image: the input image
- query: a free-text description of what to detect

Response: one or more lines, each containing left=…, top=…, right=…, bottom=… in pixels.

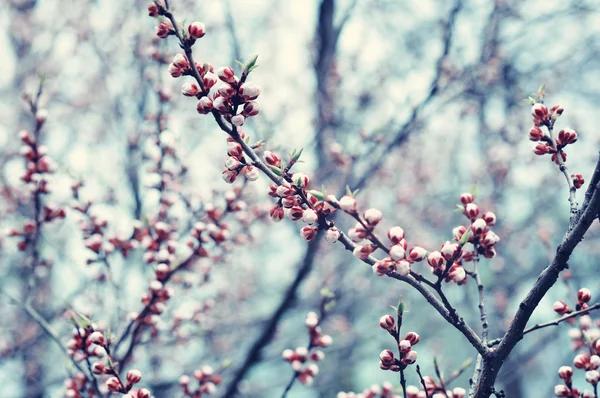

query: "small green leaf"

left=470, top=186, right=478, bottom=197
left=308, top=190, right=324, bottom=200
left=324, top=300, right=336, bottom=312
left=291, top=148, right=303, bottom=163
left=70, top=310, right=92, bottom=328
left=235, top=60, right=245, bottom=70
left=268, top=165, right=283, bottom=176
left=345, top=185, right=353, bottom=196
left=352, top=189, right=360, bottom=197
left=244, top=54, right=259, bottom=71
left=320, top=287, right=335, bottom=298
left=460, top=229, right=472, bottom=245
left=396, top=298, right=406, bottom=315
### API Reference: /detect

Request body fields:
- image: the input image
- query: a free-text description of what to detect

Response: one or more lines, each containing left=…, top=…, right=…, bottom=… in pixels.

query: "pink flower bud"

left=92, top=361, right=105, bottom=375
left=181, top=82, right=200, bottom=97
left=282, top=349, right=295, bottom=361
left=379, top=315, right=395, bottom=331
left=427, top=251, right=445, bottom=271
left=407, top=246, right=427, bottom=262
left=534, top=143, right=551, bottom=155
left=574, top=354, right=590, bottom=369
left=225, top=156, right=240, bottom=170
left=293, top=172, right=309, bottom=188
left=460, top=193, right=473, bottom=205
left=339, top=195, right=357, bottom=212
left=239, top=82, right=260, bottom=100
left=137, top=389, right=151, bottom=398
left=402, top=350, right=417, bottom=365
left=398, top=339, right=411, bottom=353
left=404, top=331, right=420, bottom=345
left=172, top=54, right=189, bottom=69
left=532, top=103, right=548, bottom=119
left=363, top=208, right=382, bottom=226
left=156, top=20, right=173, bottom=39
left=289, top=206, right=304, bottom=221
left=557, top=128, right=578, bottom=146
left=482, top=211, right=496, bottom=226
left=276, top=184, right=294, bottom=197
left=471, top=218, right=487, bottom=235
left=315, top=334, right=332, bottom=347
left=302, top=209, right=318, bottom=225
left=227, top=142, right=242, bottom=157
left=222, top=170, right=237, bottom=184
left=169, top=63, right=183, bottom=78
left=554, top=385, right=571, bottom=397
left=572, top=174, right=585, bottom=189
left=127, top=369, right=142, bottom=385
left=106, top=377, right=122, bottom=392
left=389, top=244, right=406, bottom=261
left=379, top=349, right=395, bottom=364
left=148, top=4, right=159, bottom=17
left=203, top=72, right=218, bottom=90
left=353, top=244, right=374, bottom=260
left=231, top=114, right=245, bottom=126
left=264, top=151, right=281, bottom=167
left=301, top=226, right=318, bottom=242
left=528, top=126, right=544, bottom=141
left=448, top=264, right=466, bottom=283
left=452, top=388, right=466, bottom=398
left=481, top=231, right=500, bottom=247
left=188, top=22, right=206, bottom=39
left=396, top=259, right=411, bottom=276
left=441, top=241, right=460, bottom=260
left=558, top=366, right=573, bottom=381
left=553, top=300, right=570, bottom=316
left=305, top=312, right=319, bottom=328
left=243, top=165, right=260, bottom=181
left=217, top=66, right=237, bottom=83
left=578, top=288, right=592, bottom=304
left=464, top=203, right=479, bottom=219
left=387, top=226, right=405, bottom=244
left=324, top=228, right=340, bottom=243
left=89, top=331, right=105, bottom=346
left=586, top=370, right=599, bottom=385
left=269, top=205, right=285, bottom=222
left=243, top=100, right=261, bottom=116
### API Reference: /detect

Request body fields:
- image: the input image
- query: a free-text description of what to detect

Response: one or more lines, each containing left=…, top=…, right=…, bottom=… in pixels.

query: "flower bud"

left=574, top=354, right=590, bottom=369
left=464, top=203, right=479, bottom=219
left=396, top=260, right=411, bottom=276
left=181, top=82, right=200, bottom=97
left=528, top=126, right=544, bottom=141
left=402, top=350, right=417, bottom=365
left=243, top=100, right=261, bottom=116
left=172, top=54, right=189, bottom=69
left=89, top=331, right=105, bottom=346
left=379, top=349, right=395, bottom=364
left=269, top=205, right=285, bottom=222
left=353, top=244, right=374, bottom=260
left=302, top=209, right=318, bottom=225
left=222, top=170, right=237, bottom=183
left=389, top=244, right=406, bottom=261
left=106, top=377, right=122, bottom=392
left=404, top=332, right=420, bottom=346
left=554, top=385, right=571, bottom=397
left=231, top=114, right=245, bottom=126
left=339, top=195, right=357, bottom=212
left=217, top=66, right=237, bottom=83
left=460, top=193, right=473, bottom=205
left=203, top=72, right=218, bottom=90
left=482, top=211, right=496, bottom=226
left=398, top=339, right=411, bottom=353
left=379, top=315, right=395, bottom=331
left=553, top=300, right=570, bottom=316
left=188, top=22, right=206, bottom=39
left=387, top=226, right=405, bottom=244
left=156, top=20, right=173, bottom=38
left=471, top=218, right=487, bottom=235
left=127, top=369, right=142, bottom=385
left=578, top=288, right=592, bottom=304
left=363, top=208, right=382, bottom=226
left=300, top=226, right=318, bottom=242
left=92, top=361, right=105, bottom=375
left=239, top=82, right=260, bottom=100
left=441, top=241, right=460, bottom=260
left=408, top=246, right=427, bottom=262
left=427, top=251, right=445, bottom=270
left=586, top=370, right=599, bottom=385
left=532, top=103, right=548, bottom=120
left=264, top=150, right=281, bottom=167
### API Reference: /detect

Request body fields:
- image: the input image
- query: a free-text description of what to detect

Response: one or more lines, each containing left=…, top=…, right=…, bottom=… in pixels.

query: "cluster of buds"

left=18, top=128, right=55, bottom=193
left=179, top=366, right=221, bottom=397
left=405, top=378, right=466, bottom=398
left=197, top=64, right=261, bottom=128
left=138, top=279, right=174, bottom=326
left=104, top=370, right=148, bottom=396
left=66, top=327, right=106, bottom=363
left=336, top=382, right=400, bottom=398
left=554, top=365, right=596, bottom=397
left=282, top=312, right=332, bottom=386
left=529, top=103, right=582, bottom=171
left=222, top=133, right=260, bottom=183
left=63, top=372, right=88, bottom=398
left=553, top=288, right=592, bottom=317
left=378, top=303, right=420, bottom=374
left=371, top=226, right=422, bottom=277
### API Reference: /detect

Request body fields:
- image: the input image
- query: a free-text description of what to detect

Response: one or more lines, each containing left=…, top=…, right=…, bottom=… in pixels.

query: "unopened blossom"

left=404, top=332, right=420, bottom=345
left=156, top=20, right=173, bottom=38
left=339, top=195, right=357, bottom=212
left=440, top=241, right=460, bottom=260
left=460, top=192, right=473, bottom=205
left=363, top=208, right=382, bottom=226
left=529, top=126, right=544, bottom=141
left=557, top=128, right=578, bottom=146
left=243, top=100, right=261, bottom=116
left=264, top=150, right=281, bottom=167
left=482, top=211, right=496, bottom=226
left=427, top=251, right=445, bottom=270
left=553, top=300, right=570, bottom=315
left=217, top=66, right=237, bottom=84
left=188, top=22, right=206, bottom=39
left=181, top=82, right=200, bottom=97
left=302, top=209, right=318, bottom=225
left=379, top=315, right=395, bottom=331
left=325, top=228, right=340, bottom=242
left=126, top=369, right=142, bottom=384
left=387, top=226, right=405, bottom=244
left=231, top=114, right=245, bottom=126
left=396, top=260, right=411, bottom=276
left=239, top=82, right=260, bottom=100
left=409, top=246, right=427, bottom=262
left=471, top=218, right=487, bottom=235
left=301, top=226, right=318, bottom=242
left=464, top=203, right=479, bottom=219
left=389, top=244, right=406, bottom=261
left=532, top=103, right=548, bottom=120
left=554, top=385, right=571, bottom=397
left=586, top=370, right=599, bottom=385
left=353, top=244, right=374, bottom=260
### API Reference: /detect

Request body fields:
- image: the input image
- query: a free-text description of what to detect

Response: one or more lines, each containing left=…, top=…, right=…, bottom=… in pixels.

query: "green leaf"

left=291, top=148, right=303, bottom=163
left=396, top=298, right=406, bottom=315
left=352, top=188, right=360, bottom=197
left=324, top=300, right=336, bottom=312
left=70, top=310, right=92, bottom=328
left=460, top=229, right=472, bottom=245
left=345, top=185, right=353, bottom=197
left=320, top=287, right=335, bottom=298
left=244, top=54, right=259, bottom=71
left=235, top=60, right=245, bottom=70
left=308, top=190, right=324, bottom=200
left=268, top=165, right=283, bottom=176
left=470, top=186, right=478, bottom=197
